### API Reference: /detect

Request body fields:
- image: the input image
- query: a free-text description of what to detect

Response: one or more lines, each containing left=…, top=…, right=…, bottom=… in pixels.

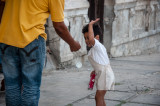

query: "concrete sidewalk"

left=0, top=53, right=160, bottom=106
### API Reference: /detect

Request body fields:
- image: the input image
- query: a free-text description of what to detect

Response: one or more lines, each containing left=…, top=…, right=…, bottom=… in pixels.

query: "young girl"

left=82, top=18, right=115, bottom=106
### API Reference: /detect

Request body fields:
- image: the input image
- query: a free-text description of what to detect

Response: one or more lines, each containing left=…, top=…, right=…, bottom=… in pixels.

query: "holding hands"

left=70, top=41, right=81, bottom=52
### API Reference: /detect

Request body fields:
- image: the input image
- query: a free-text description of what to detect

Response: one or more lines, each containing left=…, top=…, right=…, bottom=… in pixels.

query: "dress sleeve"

left=92, top=39, right=99, bottom=49
left=92, top=39, right=105, bottom=51
left=48, top=0, right=64, bottom=22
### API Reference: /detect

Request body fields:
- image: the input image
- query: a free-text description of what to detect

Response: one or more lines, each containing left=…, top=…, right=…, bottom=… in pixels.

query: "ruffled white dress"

left=88, top=39, right=115, bottom=90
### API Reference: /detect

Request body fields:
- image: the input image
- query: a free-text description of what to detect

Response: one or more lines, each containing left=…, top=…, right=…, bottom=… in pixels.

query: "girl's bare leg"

left=95, top=90, right=107, bottom=106
left=102, top=90, right=107, bottom=106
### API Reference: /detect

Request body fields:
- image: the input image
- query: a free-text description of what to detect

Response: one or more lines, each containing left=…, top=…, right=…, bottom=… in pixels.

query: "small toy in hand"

left=88, top=73, right=96, bottom=90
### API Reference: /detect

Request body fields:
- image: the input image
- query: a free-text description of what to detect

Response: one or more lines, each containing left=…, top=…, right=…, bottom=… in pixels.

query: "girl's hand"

left=89, top=18, right=100, bottom=25
left=90, top=70, right=95, bottom=77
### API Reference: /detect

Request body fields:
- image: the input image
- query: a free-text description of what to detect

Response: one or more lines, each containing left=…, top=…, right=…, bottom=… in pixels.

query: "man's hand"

left=69, top=41, right=81, bottom=52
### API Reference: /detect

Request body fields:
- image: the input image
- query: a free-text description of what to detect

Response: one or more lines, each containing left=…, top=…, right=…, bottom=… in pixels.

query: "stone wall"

left=110, top=0, right=160, bottom=57
left=46, top=0, right=160, bottom=67
left=103, top=0, right=115, bottom=56
left=46, top=0, right=89, bottom=67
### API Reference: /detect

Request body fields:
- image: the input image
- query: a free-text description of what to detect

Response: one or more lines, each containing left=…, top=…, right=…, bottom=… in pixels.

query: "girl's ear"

left=95, top=35, right=99, bottom=40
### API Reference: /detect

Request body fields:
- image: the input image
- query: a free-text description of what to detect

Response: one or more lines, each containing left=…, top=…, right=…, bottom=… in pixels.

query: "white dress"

left=88, top=39, right=115, bottom=90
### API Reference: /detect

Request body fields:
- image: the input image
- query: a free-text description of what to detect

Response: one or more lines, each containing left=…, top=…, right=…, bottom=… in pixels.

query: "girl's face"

left=84, top=32, right=92, bottom=47
left=84, top=32, right=99, bottom=47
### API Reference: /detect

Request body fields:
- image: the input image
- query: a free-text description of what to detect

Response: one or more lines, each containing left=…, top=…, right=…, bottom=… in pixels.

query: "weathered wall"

left=46, top=0, right=160, bottom=68
left=110, top=0, right=160, bottom=57
left=46, top=0, right=89, bottom=67
left=103, top=0, right=115, bottom=56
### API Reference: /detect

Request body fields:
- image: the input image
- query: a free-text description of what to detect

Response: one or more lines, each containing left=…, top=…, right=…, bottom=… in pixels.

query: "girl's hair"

left=82, top=24, right=102, bottom=37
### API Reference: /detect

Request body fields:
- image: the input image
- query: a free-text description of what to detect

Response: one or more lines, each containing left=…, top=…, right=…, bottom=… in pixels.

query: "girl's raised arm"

left=88, top=18, right=100, bottom=46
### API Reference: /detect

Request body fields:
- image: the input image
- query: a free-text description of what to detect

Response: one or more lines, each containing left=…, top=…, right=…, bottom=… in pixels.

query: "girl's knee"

left=95, top=90, right=107, bottom=99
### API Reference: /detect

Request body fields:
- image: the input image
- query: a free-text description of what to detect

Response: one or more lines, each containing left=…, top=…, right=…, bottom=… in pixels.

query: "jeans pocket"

left=20, top=36, right=45, bottom=65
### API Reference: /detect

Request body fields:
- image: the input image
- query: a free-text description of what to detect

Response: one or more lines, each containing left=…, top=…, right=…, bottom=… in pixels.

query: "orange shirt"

left=0, top=0, right=64, bottom=48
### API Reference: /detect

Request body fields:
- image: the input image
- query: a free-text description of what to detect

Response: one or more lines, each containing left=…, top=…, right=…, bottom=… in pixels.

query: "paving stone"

left=72, top=99, right=120, bottom=106
left=39, top=71, right=96, bottom=106
left=114, top=74, right=160, bottom=92
left=89, top=91, right=135, bottom=101
left=72, top=99, right=95, bottom=106
left=0, top=54, right=160, bottom=106
left=123, top=102, right=157, bottom=106
left=130, top=92, right=160, bottom=105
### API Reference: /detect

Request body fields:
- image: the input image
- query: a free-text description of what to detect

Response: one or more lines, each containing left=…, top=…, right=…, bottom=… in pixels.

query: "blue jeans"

left=0, top=36, right=46, bottom=106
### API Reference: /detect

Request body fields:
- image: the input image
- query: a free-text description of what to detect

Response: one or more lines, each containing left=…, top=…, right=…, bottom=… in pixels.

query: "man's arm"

left=52, top=21, right=81, bottom=52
